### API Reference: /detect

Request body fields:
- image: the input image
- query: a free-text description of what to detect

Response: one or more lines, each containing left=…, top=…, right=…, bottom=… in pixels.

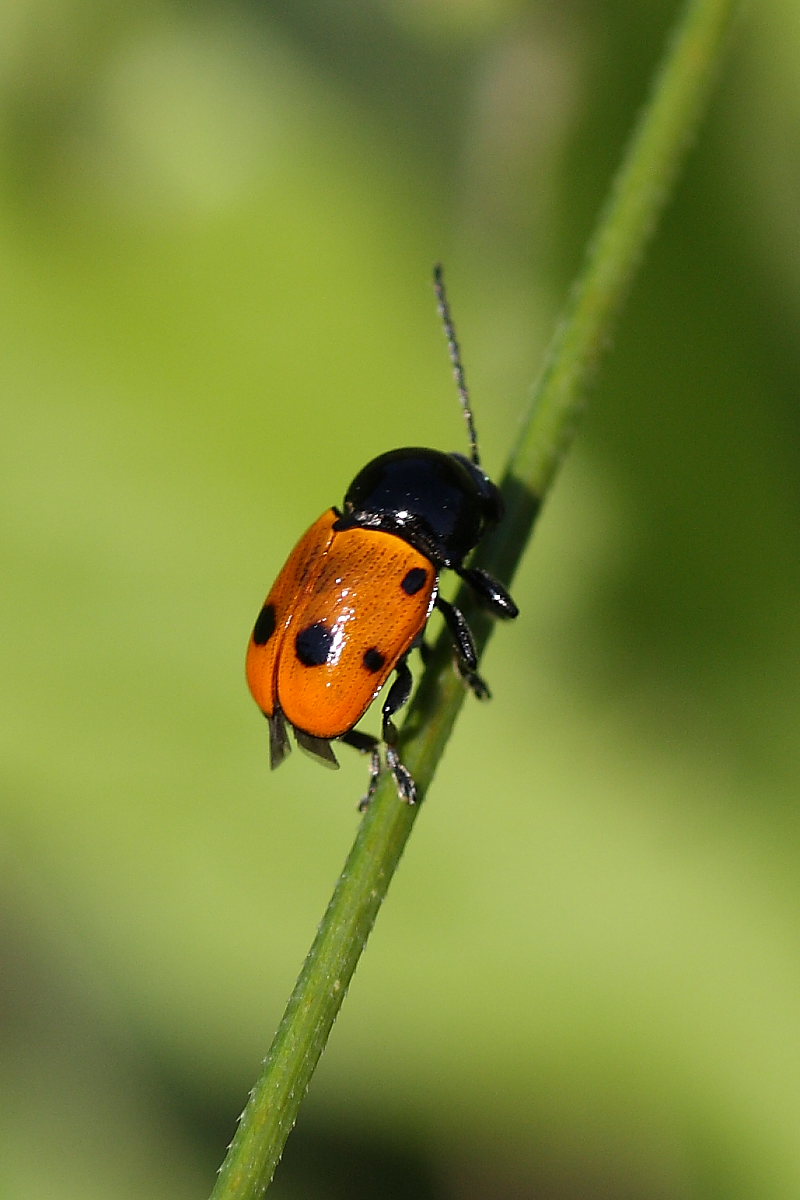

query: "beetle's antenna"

left=433, top=264, right=481, bottom=468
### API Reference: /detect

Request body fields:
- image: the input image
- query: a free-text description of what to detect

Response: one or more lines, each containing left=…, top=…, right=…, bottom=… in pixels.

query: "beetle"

left=246, top=265, right=518, bottom=808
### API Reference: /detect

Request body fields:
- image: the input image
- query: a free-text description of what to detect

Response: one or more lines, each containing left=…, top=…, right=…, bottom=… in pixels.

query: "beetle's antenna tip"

left=432, top=265, right=481, bottom=468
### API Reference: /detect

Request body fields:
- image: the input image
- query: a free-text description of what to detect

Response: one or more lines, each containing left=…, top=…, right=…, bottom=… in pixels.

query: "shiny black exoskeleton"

left=341, top=448, right=500, bottom=563
left=335, top=446, right=517, bottom=627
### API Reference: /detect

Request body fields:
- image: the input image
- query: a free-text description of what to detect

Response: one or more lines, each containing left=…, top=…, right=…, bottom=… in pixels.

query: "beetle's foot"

left=455, top=655, right=491, bottom=701
left=386, top=746, right=417, bottom=804
left=357, top=746, right=382, bottom=811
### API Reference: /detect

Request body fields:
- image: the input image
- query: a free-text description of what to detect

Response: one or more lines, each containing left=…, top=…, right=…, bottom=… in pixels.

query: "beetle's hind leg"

left=385, top=746, right=416, bottom=804
left=340, top=657, right=418, bottom=808
left=340, top=728, right=382, bottom=811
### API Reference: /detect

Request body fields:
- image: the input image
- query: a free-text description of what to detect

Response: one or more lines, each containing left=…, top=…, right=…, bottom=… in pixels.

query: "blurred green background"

left=2, top=1, right=800, bottom=1197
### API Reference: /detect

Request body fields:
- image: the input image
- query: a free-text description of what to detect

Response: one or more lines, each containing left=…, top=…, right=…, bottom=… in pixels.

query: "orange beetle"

left=246, top=267, right=518, bottom=807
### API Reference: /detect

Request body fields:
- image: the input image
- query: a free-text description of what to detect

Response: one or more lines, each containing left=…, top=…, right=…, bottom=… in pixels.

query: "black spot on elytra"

left=362, top=647, right=385, bottom=673
left=401, top=567, right=427, bottom=595
left=295, top=622, right=334, bottom=667
left=252, top=603, right=276, bottom=645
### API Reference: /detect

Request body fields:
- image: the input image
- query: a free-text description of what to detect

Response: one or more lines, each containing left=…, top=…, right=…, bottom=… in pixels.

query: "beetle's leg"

left=340, top=728, right=382, bottom=811
left=358, top=747, right=382, bottom=810
left=342, top=659, right=419, bottom=807
left=454, top=655, right=492, bottom=701
left=435, top=595, right=477, bottom=668
left=436, top=595, right=491, bottom=700
left=381, top=657, right=418, bottom=804
left=381, top=656, right=414, bottom=745
left=386, top=746, right=416, bottom=804
left=340, top=729, right=378, bottom=754
left=456, top=566, right=519, bottom=620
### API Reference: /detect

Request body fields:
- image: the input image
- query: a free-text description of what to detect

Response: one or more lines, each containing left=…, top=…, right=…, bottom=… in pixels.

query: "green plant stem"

left=210, top=1, right=740, bottom=1195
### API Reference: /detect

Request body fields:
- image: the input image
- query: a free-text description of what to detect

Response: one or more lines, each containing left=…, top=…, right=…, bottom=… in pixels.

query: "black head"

left=339, top=447, right=503, bottom=568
